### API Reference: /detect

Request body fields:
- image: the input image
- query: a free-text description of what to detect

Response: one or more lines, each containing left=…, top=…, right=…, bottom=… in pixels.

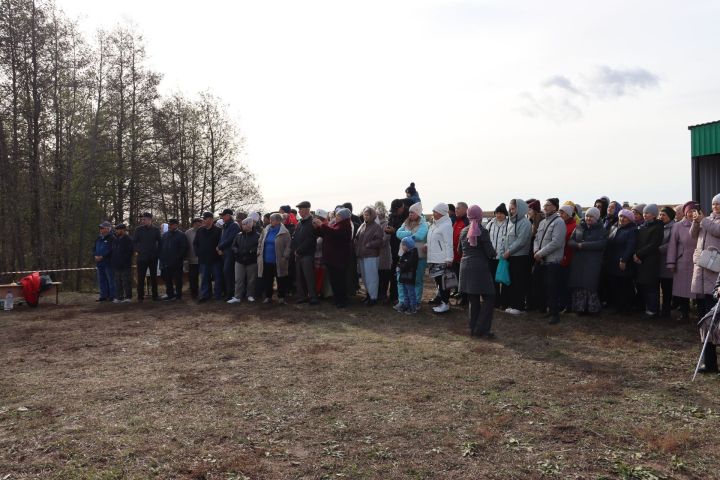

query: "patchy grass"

left=1, top=289, right=720, bottom=479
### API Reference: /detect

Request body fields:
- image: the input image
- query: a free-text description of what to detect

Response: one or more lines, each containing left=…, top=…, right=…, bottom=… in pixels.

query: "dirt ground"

left=1, top=287, right=719, bottom=480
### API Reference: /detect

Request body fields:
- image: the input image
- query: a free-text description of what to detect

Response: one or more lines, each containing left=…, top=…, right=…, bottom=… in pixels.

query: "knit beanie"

left=401, top=236, right=416, bottom=250
left=527, top=199, right=541, bottom=213
left=405, top=182, right=418, bottom=195
left=683, top=201, right=699, bottom=215
left=632, top=203, right=646, bottom=215
left=618, top=209, right=635, bottom=222
left=494, top=203, right=509, bottom=216
left=643, top=204, right=659, bottom=217
left=409, top=202, right=423, bottom=216
left=585, top=207, right=601, bottom=220
left=547, top=198, right=560, bottom=210
left=433, top=203, right=449, bottom=216
left=336, top=208, right=351, bottom=221
left=559, top=205, right=575, bottom=218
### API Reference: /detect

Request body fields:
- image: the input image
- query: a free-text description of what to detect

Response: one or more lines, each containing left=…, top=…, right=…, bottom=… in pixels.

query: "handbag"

left=698, top=246, right=720, bottom=273
left=495, top=257, right=511, bottom=285
left=441, top=269, right=458, bottom=290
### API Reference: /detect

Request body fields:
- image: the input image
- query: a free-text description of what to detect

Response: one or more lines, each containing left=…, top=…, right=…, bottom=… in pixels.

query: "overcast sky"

left=59, top=0, right=720, bottom=213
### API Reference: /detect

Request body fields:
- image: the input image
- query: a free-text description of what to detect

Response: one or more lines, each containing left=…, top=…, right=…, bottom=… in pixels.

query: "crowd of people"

left=92, top=182, right=720, bottom=375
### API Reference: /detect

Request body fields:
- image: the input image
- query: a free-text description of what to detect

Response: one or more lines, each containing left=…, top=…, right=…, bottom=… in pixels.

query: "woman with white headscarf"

left=426, top=203, right=455, bottom=313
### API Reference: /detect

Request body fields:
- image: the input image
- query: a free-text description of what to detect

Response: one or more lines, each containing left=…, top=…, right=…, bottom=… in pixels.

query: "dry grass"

left=1, top=289, right=719, bottom=479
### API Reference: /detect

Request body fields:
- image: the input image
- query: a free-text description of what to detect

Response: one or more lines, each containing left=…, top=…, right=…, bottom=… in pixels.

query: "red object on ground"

left=20, top=271, right=41, bottom=307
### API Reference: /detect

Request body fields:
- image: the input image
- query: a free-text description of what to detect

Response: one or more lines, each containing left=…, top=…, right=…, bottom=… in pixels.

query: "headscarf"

left=467, top=205, right=483, bottom=247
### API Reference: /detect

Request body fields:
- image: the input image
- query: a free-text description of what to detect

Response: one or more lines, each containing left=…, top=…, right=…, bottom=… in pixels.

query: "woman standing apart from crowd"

left=426, top=203, right=455, bottom=313
left=666, top=201, right=700, bottom=320
left=567, top=207, right=607, bottom=315
left=458, top=205, right=497, bottom=338
left=396, top=203, right=429, bottom=307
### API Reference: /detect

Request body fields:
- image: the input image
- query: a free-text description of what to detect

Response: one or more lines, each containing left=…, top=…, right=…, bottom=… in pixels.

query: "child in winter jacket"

left=396, top=236, right=420, bottom=313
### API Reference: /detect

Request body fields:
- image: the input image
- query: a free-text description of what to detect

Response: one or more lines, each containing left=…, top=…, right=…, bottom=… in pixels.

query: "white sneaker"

left=112, top=299, right=121, bottom=304
left=227, top=297, right=242, bottom=304
left=247, top=296, right=256, bottom=303
left=505, top=308, right=522, bottom=315
left=122, top=298, right=132, bottom=303
left=433, top=302, right=450, bottom=313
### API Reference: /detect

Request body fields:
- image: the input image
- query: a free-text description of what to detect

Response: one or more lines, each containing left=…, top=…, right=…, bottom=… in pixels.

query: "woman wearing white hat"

left=426, top=203, right=455, bottom=313
left=395, top=202, right=428, bottom=309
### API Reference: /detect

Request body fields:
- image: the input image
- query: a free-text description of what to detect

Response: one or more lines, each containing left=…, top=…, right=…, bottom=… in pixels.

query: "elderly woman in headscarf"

left=568, top=207, right=607, bottom=315
left=667, top=201, right=700, bottom=321
left=314, top=208, right=353, bottom=308
left=354, top=206, right=384, bottom=307
left=395, top=202, right=429, bottom=310
left=605, top=209, right=638, bottom=313
left=691, top=194, right=720, bottom=374
left=603, top=201, right=620, bottom=231
left=257, top=213, right=292, bottom=304
left=633, top=204, right=664, bottom=317
left=458, top=205, right=497, bottom=338
left=426, top=203, right=455, bottom=314
left=658, top=206, right=677, bottom=317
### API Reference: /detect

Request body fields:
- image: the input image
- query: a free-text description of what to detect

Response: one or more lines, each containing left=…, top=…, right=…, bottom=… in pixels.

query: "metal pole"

left=693, top=303, right=720, bottom=381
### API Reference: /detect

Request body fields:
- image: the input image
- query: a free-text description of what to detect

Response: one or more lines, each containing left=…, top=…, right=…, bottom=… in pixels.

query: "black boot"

left=698, top=343, right=719, bottom=373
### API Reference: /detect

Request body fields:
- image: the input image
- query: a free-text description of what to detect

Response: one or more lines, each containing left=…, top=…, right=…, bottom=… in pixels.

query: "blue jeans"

left=401, top=283, right=417, bottom=309
left=200, top=262, right=223, bottom=299
left=397, top=258, right=427, bottom=304
left=96, top=265, right=115, bottom=300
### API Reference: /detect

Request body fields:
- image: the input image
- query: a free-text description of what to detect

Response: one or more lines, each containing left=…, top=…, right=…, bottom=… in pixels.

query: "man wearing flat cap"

left=93, top=221, right=116, bottom=302
left=217, top=208, right=240, bottom=300
left=291, top=201, right=319, bottom=304
left=111, top=223, right=134, bottom=303
left=194, top=212, right=223, bottom=302
left=159, top=219, right=188, bottom=300
left=134, top=212, right=162, bottom=301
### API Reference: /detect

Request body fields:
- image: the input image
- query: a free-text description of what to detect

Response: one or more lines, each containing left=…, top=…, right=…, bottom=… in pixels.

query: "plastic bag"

left=495, top=257, right=511, bottom=286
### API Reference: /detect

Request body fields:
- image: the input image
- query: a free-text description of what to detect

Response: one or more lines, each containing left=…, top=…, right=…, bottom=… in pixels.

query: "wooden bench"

left=0, top=282, right=62, bottom=306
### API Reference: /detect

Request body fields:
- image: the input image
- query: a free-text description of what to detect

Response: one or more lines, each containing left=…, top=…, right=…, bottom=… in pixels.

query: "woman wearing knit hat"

left=667, top=201, right=700, bottom=320
left=690, top=193, right=720, bottom=373
left=502, top=199, right=532, bottom=315
left=658, top=206, right=677, bottom=317
left=486, top=203, right=509, bottom=303
left=568, top=207, right=607, bottom=315
left=631, top=204, right=646, bottom=226
left=633, top=204, right=664, bottom=317
left=396, top=202, right=429, bottom=308
left=405, top=182, right=421, bottom=204
left=458, top=205, right=497, bottom=338
left=604, top=209, right=638, bottom=313
left=426, top=203, right=455, bottom=313
left=558, top=205, right=578, bottom=312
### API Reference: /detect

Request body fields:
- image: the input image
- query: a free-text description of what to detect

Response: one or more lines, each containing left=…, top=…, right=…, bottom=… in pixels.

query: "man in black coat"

left=133, top=212, right=162, bottom=301
left=193, top=212, right=223, bottom=302
left=160, top=219, right=188, bottom=300
left=291, top=201, right=319, bottom=304
left=111, top=223, right=134, bottom=302
left=217, top=208, right=240, bottom=300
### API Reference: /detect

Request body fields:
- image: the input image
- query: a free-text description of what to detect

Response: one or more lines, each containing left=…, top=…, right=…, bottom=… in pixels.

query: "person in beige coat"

left=690, top=194, right=720, bottom=319
left=257, top=213, right=292, bottom=303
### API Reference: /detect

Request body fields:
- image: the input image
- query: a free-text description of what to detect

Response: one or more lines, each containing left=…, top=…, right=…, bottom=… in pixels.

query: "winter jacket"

left=218, top=221, right=240, bottom=252
left=666, top=218, right=697, bottom=299
left=560, top=217, right=577, bottom=267
left=397, top=247, right=419, bottom=284
left=605, top=223, right=638, bottom=277
left=232, top=231, right=260, bottom=265
left=93, top=233, right=115, bottom=267
left=378, top=218, right=393, bottom=270
left=133, top=225, right=161, bottom=261
left=291, top=216, right=318, bottom=257
left=486, top=217, right=508, bottom=258
left=567, top=221, right=607, bottom=290
left=396, top=218, right=428, bottom=259
left=160, top=229, right=189, bottom=267
left=452, top=215, right=470, bottom=263
left=658, top=220, right=675, bottom=279
left=458, top=226, right=496, bottom=295
left=193, top=225, right=222, bottom=264
left=426, top=215, right=454, bottom=264
left=318, top=218, right=353, bottom=268
left=504, top=199, right=532, bottom=257
left=690, top=213, right=720, bottom=295
left=111, top=234, right=134, bottom=270
left=634, top=219, right=664, bottom=285
left=533, top=212, right=565, bottom=264
left=257, top=224, right=292, bottom=277
left=354, top=214, right=384, bottom=258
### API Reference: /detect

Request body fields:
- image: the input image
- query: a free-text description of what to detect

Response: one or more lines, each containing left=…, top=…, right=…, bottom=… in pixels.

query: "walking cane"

left=692, top=303, right=720, bottom=381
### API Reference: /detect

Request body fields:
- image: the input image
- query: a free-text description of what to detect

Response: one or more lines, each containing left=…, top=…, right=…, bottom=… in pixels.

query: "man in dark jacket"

left=94, top=221, right=116, bottom=302
left=194, top=212, right=223, bottom=302
left=217, top=208, right=240, bottom=300
left=291, top=201, right=319, bottom=304
left=111, top=223, right=134, bottom=302
left=633, top=204, right=664, bottom=318
left=159, top=219, right=188, bottom=300
left=133, top=212, right=162, bottom=301
left=228, top=218, right=260, bottom=303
